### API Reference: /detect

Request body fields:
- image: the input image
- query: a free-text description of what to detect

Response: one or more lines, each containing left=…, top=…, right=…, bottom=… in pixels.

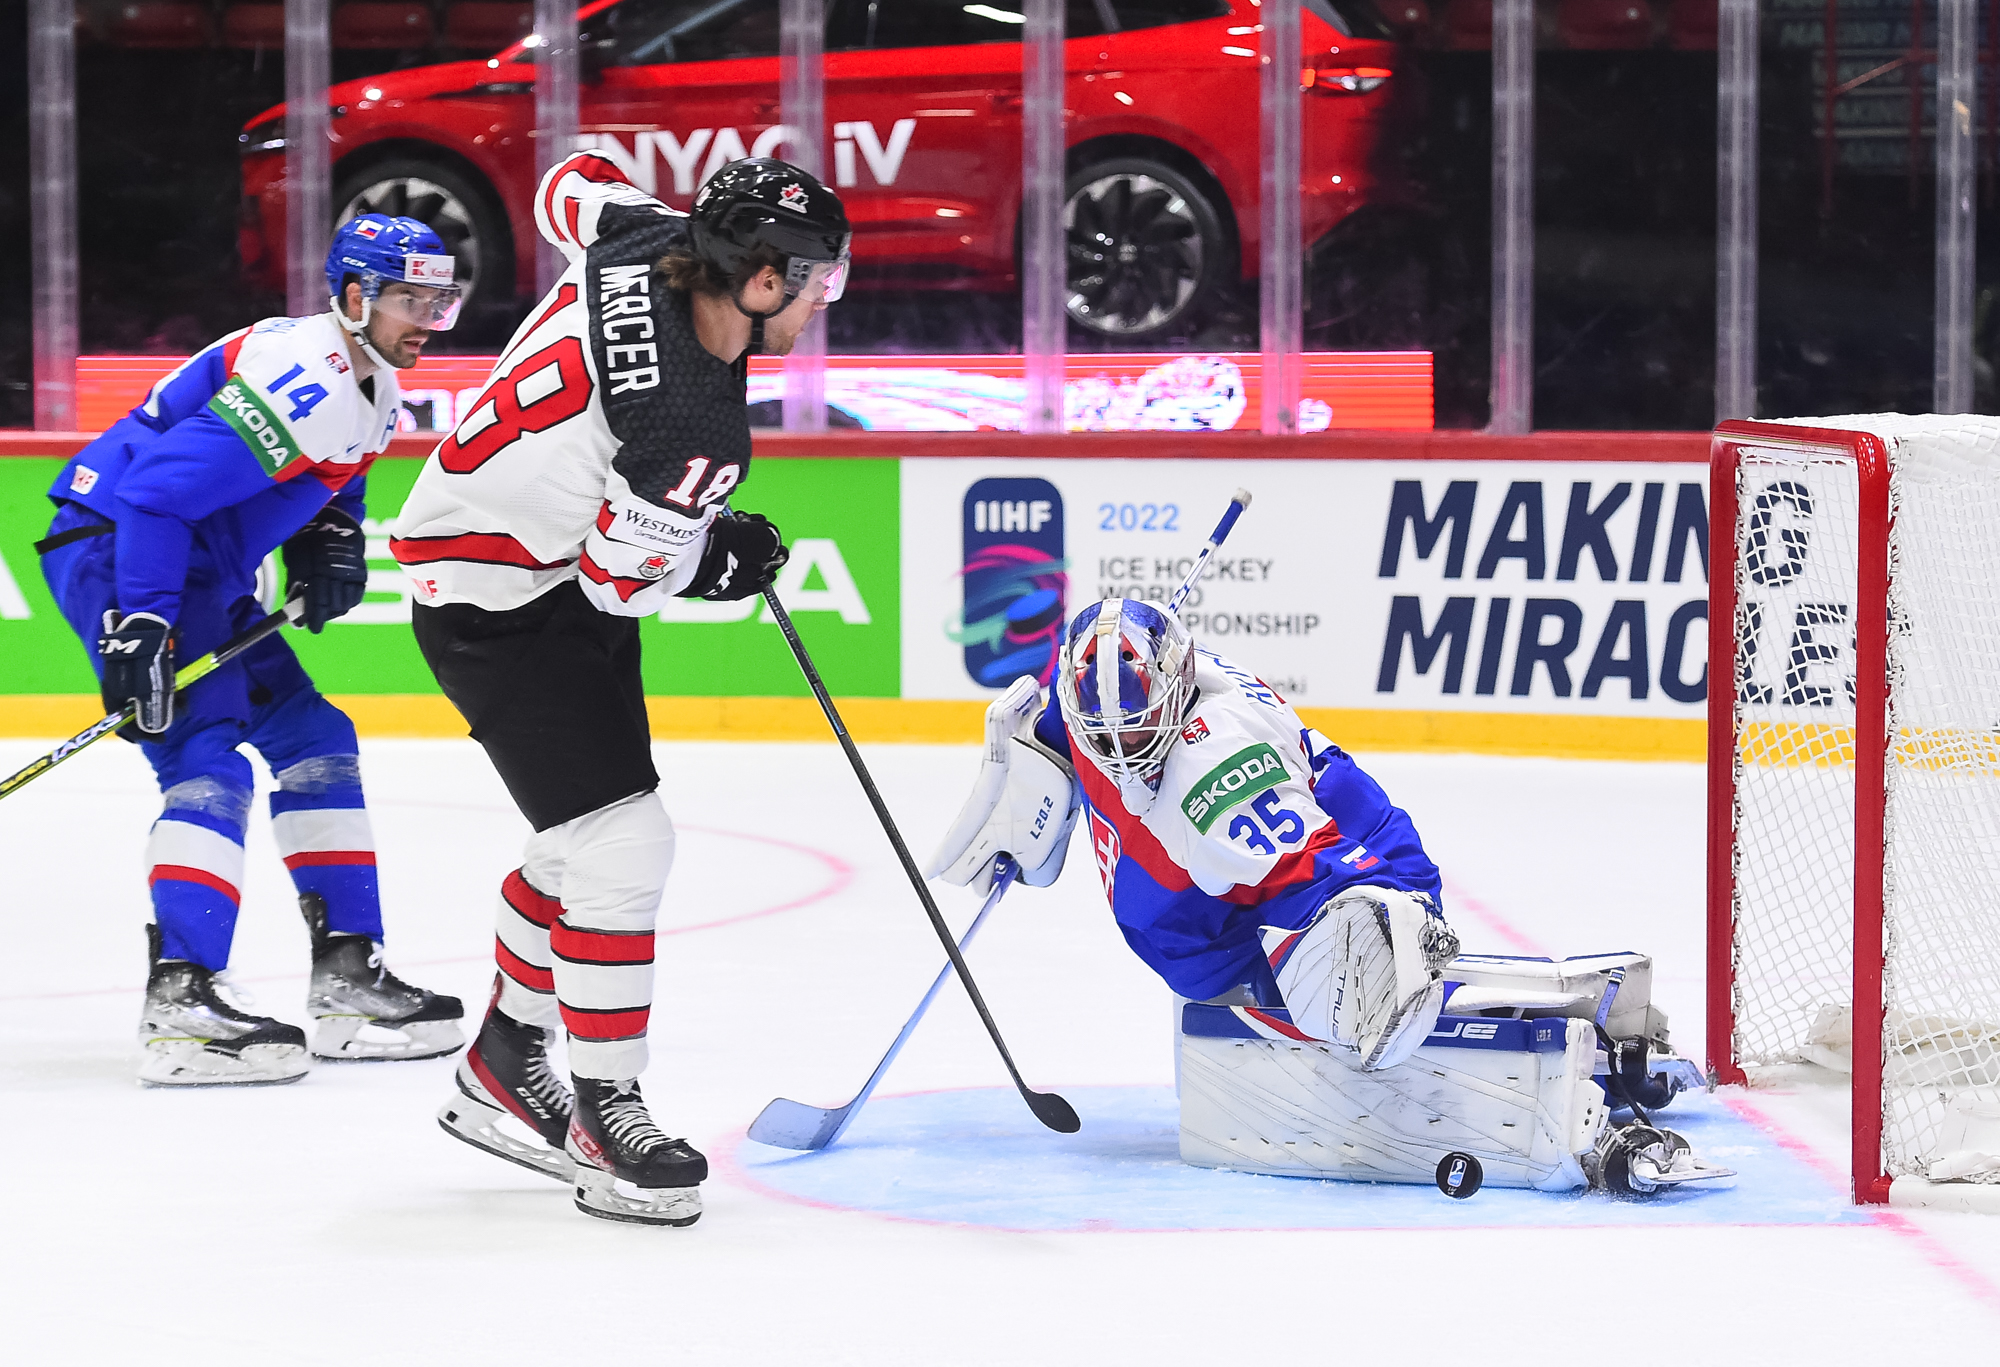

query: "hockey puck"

left=1435, top=1152, right=1483, bottom=1199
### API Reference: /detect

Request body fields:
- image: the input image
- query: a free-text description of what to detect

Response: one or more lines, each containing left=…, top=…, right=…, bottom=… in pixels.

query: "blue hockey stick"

left=747, top=856, right=1020, bottom=1151
left=1167, top=487, right=1252, bottom=616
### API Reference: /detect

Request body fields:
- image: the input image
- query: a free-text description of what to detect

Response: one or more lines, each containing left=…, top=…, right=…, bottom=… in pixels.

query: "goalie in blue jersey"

left=36, top=218, right=466, bottom=1086
left=930, top=596, right=1731, bottom=1195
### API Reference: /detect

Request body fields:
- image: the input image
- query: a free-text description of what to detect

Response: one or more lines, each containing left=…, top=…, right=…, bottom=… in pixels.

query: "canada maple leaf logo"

left=778, top=183, right=809, bottom=213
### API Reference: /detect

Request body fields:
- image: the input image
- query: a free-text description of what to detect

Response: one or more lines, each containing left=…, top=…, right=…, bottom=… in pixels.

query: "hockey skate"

left=137, top=926, right=310, bottom=1087
left=1587, top=1123, right=1736, bottom=1196
left=302, top=894, right=464, bottom=1061
left=438, top=1002, right=577, bottom=1182
left=565, top=1077, right=706, bottom=1226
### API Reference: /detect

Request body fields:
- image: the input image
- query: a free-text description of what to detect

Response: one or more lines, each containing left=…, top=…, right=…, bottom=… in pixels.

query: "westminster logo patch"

left=1181, top=743, right=1288, bottom=834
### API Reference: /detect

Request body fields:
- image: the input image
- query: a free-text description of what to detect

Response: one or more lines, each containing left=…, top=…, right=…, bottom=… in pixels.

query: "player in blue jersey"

left=932, top=596, right=1458, bottom=1070
left=36, top=217, right=467, bottom=1086
left=928, top=598, right=1731, bottom=1194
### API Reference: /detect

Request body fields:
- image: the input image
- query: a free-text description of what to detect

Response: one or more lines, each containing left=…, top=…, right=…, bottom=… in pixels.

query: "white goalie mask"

left=1054, top=597, right=1196, bottom=786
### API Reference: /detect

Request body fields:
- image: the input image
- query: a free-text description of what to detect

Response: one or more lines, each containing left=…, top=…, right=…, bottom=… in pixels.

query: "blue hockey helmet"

left=324, top=213, right=463, bottom=331
left=1055, top=597, right=1197, bottom=785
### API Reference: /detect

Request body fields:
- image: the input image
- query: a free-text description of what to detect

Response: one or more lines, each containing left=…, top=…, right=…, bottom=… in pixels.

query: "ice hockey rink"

left=5, top=734, right=1999, bottom=1364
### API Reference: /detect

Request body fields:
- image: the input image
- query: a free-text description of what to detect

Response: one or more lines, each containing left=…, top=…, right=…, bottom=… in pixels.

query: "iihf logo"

left=954, top=477, right=1067, bottom=690
left=778, top=183, right=810, bottom=213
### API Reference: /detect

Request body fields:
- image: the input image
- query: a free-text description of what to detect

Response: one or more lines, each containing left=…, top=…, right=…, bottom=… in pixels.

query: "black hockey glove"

left=282, top=506, right=369, bottom=633
left=97, top=610, right=177, bottom=735
left=680, top=511, right=789, bottom=602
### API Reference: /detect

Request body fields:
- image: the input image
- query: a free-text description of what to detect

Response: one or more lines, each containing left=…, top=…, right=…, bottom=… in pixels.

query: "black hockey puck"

left=1436, top=1152, right=1483, bottom=1199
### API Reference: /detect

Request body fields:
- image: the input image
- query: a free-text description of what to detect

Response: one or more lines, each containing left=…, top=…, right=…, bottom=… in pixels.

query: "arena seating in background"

left=100, top=1, right=216, bottom=48
left=1666, top=0, right=1719, bottom=50
left=331, top=1, right=436, bottom=48
left=1379, top=0, right=1432, bottom=42
left=1440, top=0, right=1493, bottom=51
left=1555, top=0, right=1656, bottom=49
left=444, top=1, right=534, bottom=52
left=220, top=3, right=284, bottom=49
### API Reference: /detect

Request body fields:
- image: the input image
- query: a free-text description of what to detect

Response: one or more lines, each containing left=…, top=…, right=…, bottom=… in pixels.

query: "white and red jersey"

left=1040, top=649, right=1444, bottom=1002
left=392, top=152, right=754, bottom=614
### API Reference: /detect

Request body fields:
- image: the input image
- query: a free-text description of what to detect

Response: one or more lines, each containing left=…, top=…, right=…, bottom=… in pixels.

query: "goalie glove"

left=926, top=676, right=1081, bottom=894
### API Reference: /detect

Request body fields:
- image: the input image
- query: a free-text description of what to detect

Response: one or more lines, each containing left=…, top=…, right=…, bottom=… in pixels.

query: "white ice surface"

left=3, top=738, right=1998, bottom=1362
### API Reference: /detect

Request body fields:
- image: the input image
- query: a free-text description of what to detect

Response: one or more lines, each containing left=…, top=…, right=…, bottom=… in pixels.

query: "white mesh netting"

left=1733, top=415, right=2000, bottom=1180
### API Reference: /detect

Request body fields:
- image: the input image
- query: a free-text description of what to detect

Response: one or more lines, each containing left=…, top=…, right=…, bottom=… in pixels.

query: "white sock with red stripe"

left=269, top=755, right=383, bottom=940
left=496, top=792, right=673, bottom=1080
left=146, top=776, right=253, bottom=970
left=495, top=867, right=562, bottom=1027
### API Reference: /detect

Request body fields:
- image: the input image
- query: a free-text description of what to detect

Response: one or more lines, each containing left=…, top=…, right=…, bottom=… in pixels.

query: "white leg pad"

left=1178, top=1014, right=1608, bottom=1191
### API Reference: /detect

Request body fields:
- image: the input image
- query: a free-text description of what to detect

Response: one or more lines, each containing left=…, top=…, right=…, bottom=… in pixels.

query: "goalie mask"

left=1055, top=598, right=1196, bottom=786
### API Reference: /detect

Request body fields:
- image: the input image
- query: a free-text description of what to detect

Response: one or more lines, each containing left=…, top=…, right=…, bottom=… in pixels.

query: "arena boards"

left=0, top=440, right=1709, bottom=762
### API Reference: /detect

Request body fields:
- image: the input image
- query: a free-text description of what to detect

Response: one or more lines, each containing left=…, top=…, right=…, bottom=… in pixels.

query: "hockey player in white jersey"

left=929, top=597, right=1729, bottom=1195
left=400, top=151, right=849, bottom=1224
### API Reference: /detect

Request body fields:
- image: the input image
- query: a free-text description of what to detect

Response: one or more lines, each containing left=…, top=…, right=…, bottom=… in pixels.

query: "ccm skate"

left=438, top=999, right=576, bottom=1182
left=302, top=894, right=464, bottom=1061
left=566, top=1077, right=705, bottom=1226
left=137, top=926, right=310, bottom=1087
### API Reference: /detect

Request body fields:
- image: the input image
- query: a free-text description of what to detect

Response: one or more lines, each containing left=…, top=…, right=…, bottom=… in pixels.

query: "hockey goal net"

left=1710, top=416, right=2000, bottom=1206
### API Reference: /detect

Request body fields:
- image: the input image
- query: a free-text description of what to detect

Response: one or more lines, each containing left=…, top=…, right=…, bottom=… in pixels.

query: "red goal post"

left=1708, top=417, right=2000, bottom=1209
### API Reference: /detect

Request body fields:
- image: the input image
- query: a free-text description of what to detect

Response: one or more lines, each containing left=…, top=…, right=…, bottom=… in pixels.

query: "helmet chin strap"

left=331, top=295, right=392, bottom=370
left=730, top=281, right=792, bottom=357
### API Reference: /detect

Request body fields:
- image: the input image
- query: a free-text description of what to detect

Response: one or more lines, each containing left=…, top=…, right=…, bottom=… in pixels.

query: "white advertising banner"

left=901, top=458, right=1711, bottom=735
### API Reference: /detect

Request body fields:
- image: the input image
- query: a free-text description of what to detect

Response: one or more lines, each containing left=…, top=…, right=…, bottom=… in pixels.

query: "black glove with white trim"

left=282, top=505, right=369, bottom=633
left=680, top=511, right=789, bottom=602
left=98, top=610, right=177, bottom=735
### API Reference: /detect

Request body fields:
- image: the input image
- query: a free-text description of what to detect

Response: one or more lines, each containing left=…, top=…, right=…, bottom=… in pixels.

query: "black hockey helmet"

left=690, top=158, right=852, bottom=316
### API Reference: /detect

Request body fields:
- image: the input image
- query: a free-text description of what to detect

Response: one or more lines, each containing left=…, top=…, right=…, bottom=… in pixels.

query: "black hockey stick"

left=759, top=583, right=1079, bottom=1134
left=748, top=856, right=1020, bottom=1150
left=0, top=597, right=303, bottom=802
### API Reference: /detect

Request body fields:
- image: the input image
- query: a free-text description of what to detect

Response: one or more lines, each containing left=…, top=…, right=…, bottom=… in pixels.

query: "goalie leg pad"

left=1272, top=887, right=1459, bottom=1071
left=1177, top=1014, right=1608, bottom=1190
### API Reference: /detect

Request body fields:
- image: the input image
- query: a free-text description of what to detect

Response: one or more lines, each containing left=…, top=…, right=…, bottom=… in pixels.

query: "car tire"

left=1063, top=157, right=1230, bottom=343
left=331, top=156, right=513, bottom=331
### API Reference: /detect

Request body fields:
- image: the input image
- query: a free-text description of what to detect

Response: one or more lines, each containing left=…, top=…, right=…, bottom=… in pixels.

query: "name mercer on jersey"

left=600, top=265, right=662, bottom=396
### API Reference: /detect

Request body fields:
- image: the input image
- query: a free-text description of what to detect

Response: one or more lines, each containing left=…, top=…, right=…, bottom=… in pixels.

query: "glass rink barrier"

left=1, top=0, right=1997, bottom=430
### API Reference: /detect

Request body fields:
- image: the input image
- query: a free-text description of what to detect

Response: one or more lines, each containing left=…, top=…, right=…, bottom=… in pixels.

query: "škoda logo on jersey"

left=206, top=379, right=297, bottom=475
left=1182, top=743, right=1288, bottom=834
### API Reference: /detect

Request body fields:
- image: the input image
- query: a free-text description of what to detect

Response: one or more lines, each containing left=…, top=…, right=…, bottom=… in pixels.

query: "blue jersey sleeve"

left=47, top=337, right=242, bottom=519
left=111, top=411, right=291, bottom=622
left=329, top=473, right=368, bottom=526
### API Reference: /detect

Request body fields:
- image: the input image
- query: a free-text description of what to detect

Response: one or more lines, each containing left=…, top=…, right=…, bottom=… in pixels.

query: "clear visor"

left=787, top=253, right=850, bottom=305
left=370, top=280, right=464, bottom=331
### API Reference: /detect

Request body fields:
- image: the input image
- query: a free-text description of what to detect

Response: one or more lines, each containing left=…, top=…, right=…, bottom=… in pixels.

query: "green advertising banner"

left=0, top=454, right=898, bottom=698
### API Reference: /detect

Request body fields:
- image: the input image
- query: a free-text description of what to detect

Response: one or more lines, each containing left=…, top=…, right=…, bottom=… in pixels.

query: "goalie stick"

left=748, top=856, right=1021, bottom=1151
left=0, top=597, right=305, bottom=802
left=1168, top=487, right=1253, bottom=615
left=745, top=488, right=1256, bottom=1147
left=756, top=559, right=1079, bottom=1135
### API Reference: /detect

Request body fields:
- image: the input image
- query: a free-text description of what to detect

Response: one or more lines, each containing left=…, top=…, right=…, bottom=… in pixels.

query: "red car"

left=241, top=0, right=1408, bottom=341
